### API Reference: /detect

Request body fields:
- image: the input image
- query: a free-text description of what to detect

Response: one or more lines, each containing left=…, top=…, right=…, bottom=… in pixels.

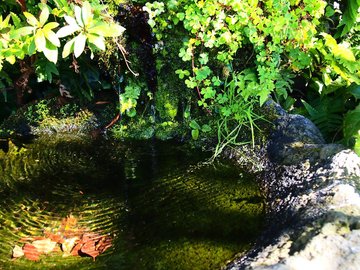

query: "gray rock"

left=267, top=114, right=327, bottom=165
left=226, top=103, right=360, bottom=270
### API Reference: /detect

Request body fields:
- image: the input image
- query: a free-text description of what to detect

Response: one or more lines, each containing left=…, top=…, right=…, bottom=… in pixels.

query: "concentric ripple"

left=0, top=136, right=264, bottom=269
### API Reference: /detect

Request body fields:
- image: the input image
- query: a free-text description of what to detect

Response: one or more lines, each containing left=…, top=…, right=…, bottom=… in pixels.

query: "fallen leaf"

left=70, top=241, right=83, bottom=256
left=80, top=239, right=100, bottom=260
left=44, top=232, right=64, bottom=244
left=61, top=237, right=78, bottom=256
left=96, top=236, right=112, bottom=254
left=32, top=238, right=57, bottom=254
left=23, top=243, right=40, bottom=261
left=12, top=245, right=24, bottom=258
left=82, top=232, right=102, bottom=242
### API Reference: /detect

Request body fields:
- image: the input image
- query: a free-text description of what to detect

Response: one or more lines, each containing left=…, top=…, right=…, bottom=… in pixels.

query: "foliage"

left=0, top=0, right=125, bottom=106
left=297, top=2, right=360, bottom=152
left=144, top=0, right=360, bottom=154
left=0, top=0, right=124, bottom=67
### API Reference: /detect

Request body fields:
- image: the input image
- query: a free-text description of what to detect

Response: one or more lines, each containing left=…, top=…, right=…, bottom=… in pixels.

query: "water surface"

left=0, top=136, right=264, bottom=269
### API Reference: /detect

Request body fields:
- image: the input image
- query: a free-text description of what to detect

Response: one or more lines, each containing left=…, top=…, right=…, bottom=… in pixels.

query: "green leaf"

left=0, top=14, right=10, bottom=28
left=354, top=133, right=360, bottom=156
left=62, top=37, right=75, bottom=58
left=39, top=7, right=50, bottom=26
left=64, top=16, right=80, bottom=28
left=74, top=5, right=84, bottom=27
left=36, top=60, right=59, bottom=82
left=344, top=104, right=360, bottom=141
left=189, top=120, right=201, bottom=130
left=88, top=23, right=125, bottom=37
left=43, top=41, right=58, bottom=63
left=44, top=29, right=60, bottom=47
left=258, top=88, right=270, bottom=106
left=199, top=53, right=209, bottom=65
left=81, top=1, right=93, bottom=26
left=191, top=129, right=199, bottom=140
left=35, top=29, right=46, bottom=51
left=43, top=22, right=59, bottom=31
left=28, top=39, right=36, bottom=55
left=12, top=26, right=34, bottom=38
left=74, top=33, right=86, bottom=58
left=6, top=55, right=15, bottom=64
left=87, top=34, right=105, bottom=51
left=11, top=12, right=21, bottom=28
left=195, top=66, right=211, bottom=80
left=56, top=24, right=80, bottom=38
left=201, top=124, right=211, bottom=132
left=349, top=84, right=360, bottom=99
left=24, top=12, right=39, bottom=27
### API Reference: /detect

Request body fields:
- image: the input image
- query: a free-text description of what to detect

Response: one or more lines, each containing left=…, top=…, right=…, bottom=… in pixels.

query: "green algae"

left=0, top=137, right=264, bottom=269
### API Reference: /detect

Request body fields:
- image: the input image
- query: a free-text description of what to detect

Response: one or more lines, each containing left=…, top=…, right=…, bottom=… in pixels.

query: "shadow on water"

left=0, top=136, right=264, bottom=269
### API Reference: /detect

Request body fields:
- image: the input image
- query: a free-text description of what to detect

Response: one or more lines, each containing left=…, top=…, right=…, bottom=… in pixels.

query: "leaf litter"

left=11, top=215, right=112, bottom=261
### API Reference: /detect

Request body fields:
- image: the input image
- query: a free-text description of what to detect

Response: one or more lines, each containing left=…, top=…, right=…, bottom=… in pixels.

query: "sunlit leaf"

left=74, top=33, right=87, bottom=58
left=62, top=37, right=75, bottom=58
left=39, top=7, right=50, bottom=26
left=56, top=24, right=80, bottom=38
left=64, top=15, right=79, bottom=28
left=43, top=22, right=59, bottom=31
left=23, top=12, right=39, bottom=27
left=0, top=14, right=10, bottom=28
left=87, top=34, right=105, bottom=50
left=5, top=55, right=15, bottom=64
left=43, top=41, right=58, bottom=63
left=44, top=29, right=60, bottom=47
left=11, top=26, right=34, bottom=38
left=81, top=1, right=93, bottom=26
left=35, top=29, right=46, bottom=51
left=74, top=5, right=84, bottom=27
left=88, top=23, right=125, bottom=37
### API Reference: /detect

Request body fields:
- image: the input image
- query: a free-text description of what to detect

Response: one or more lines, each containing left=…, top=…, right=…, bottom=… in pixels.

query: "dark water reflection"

left=0, top=136, right=264, bottom=269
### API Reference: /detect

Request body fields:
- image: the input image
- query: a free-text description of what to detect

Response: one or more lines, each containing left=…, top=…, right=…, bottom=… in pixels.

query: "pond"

left=0, top=135, right=264, bottom=269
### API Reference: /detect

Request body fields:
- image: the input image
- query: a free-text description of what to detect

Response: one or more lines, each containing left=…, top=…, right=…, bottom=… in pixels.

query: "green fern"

left=302, top=96, right=344, bottom=142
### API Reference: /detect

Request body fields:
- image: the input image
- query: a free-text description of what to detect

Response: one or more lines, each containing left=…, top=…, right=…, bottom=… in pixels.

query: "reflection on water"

left=0, top=136, right=264, bottom=269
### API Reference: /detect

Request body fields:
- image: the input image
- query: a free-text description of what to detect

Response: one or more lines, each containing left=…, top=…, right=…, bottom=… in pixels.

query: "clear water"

left=0, top=136, right=264, bottom=269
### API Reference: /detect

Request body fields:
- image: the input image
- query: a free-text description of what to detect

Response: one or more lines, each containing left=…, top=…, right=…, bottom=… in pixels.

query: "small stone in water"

left=32, top=238, right=57, bottom=254
left=12, top=245, right=24, bottom=258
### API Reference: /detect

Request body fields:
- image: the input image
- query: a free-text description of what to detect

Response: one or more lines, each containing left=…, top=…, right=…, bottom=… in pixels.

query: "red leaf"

left=23, top=243, right=40, bottom=261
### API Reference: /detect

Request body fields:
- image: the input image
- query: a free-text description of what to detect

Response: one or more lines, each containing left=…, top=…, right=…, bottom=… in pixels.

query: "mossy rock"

left=0, top=97, right=116, bottom=138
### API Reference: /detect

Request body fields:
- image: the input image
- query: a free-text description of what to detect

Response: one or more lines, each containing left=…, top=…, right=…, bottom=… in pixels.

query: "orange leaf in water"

left=23, top=243, right=40, bottom=261
left=80, top=239, right=100, bottom=260
left=70, top=241, right=83, bottom=256
left=12, top=245, right=24, bottom=258
left=44, top=232, right=64, bottom=244
left=96, top=236, right=112, bottom=254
